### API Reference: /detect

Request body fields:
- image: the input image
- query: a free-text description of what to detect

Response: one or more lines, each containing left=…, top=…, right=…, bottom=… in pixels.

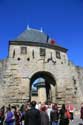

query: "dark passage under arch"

left=29, top=71, right=56, bottom=102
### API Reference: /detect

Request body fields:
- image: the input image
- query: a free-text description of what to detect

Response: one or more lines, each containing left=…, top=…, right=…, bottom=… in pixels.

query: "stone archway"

left=29, top=71, right=56, bottom=102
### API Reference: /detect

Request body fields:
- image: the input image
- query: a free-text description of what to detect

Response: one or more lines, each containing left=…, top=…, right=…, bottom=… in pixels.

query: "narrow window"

left=75, top=87, right=77, bottom=90
left=63, top=55, right=66, bottom=63
left=13, top=50, right=15, bottom=58
left=73, top=77, right=76, bottom=85
left=21, top=47, right=27, bottom=54
left=40, top=48, right=46, bottom=56
left=51, top=52, right=52, bottom=59
left=56, top=51, right=61, bottom=59
left=32, top=50, right=34, bottom=58
left=74, top=91, right=76, bottom=95
left=74, top=80, right=76, bottom=85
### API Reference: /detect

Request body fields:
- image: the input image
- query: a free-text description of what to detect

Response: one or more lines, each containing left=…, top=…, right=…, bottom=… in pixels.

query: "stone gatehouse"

left=0, top=28, right=83, bottom=107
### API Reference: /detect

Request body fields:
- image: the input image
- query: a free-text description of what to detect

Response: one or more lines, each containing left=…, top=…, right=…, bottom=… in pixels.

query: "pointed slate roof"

left=15, top=28, right=48, bottom=43
left=10, top=28, right=68, bottom=53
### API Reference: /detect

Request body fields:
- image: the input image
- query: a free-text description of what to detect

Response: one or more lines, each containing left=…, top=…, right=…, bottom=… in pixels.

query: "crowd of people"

left=0, top=101, right=82, bottom=125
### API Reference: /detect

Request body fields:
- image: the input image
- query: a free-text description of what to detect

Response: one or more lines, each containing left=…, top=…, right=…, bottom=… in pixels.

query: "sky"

left=0, top=0, right=83, bottom=67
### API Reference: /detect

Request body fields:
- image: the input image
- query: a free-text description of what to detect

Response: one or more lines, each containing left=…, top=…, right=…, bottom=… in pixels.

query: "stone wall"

left=76, top=66, right=83, bottom=97
left=5, top=45, right=73, bottom=105
left=0, top=59, right=8, bottom=106
left=0, top=60, right=3, bottom=105
left=0, top=44, right=83, bottom=107
left=68, top=61, right=83, bottom=107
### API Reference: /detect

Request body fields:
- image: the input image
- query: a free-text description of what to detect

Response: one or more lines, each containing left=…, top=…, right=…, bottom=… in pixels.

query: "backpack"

left=64, top=111, right=71, bottom=119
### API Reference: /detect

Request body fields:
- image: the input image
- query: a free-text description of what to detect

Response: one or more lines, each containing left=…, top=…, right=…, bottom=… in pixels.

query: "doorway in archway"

left=30, top=71, right=56, bottom=103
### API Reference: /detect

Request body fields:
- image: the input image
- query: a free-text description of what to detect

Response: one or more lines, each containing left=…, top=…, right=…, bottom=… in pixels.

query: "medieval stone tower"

left=0, top=28, right=83, bottom=107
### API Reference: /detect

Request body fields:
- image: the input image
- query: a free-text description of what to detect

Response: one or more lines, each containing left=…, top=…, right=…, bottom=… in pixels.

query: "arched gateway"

left=1, top=27, right=83, bottom=107
left=30, top=71, right=56, bottom=102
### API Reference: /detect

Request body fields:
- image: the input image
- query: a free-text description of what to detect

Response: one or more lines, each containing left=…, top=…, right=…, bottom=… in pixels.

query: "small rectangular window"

left=40, top=48, right=46, bottom=56
left=21, top=47, right=27, bottom=54
left=56, top=51, right=61, bottom=59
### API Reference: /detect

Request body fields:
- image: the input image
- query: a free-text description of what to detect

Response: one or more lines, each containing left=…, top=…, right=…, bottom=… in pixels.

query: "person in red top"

left=66, top=103, right=74, bottom=120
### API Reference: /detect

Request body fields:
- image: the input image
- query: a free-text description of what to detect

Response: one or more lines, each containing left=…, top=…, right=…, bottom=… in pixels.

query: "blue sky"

left=0, top=0, right=83, bottom=66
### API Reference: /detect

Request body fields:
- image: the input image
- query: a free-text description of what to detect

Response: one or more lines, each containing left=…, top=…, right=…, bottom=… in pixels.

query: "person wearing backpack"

left=59, top=104, right=70, bottom=125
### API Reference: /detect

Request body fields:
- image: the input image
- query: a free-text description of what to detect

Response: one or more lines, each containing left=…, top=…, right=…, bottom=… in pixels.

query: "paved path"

left=70, top=115, right=83, bottom=125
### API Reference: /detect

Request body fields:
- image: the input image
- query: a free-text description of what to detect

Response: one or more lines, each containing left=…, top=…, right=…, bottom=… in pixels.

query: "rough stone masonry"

left=0, top=28, right=83, bottom=108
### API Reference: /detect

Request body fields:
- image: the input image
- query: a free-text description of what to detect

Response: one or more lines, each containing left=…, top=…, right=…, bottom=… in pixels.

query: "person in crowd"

left=24, top=101, right=41, bottom=125
left=50, top=103, right=59, bottom=125
left=0, top=110, right=4, bottom=125
left=46, top=102, right=52, bottom=125
left=5, top=107, right=15, bottom=125
left=59, top=104, right=70, bottom=125
left=24, top=101, right=31, bottom=110
left=66, top=103, right=74, bottom=121
left=24, top=104, right=30, bottom=112
left=80, top=103, right=83, bottom=121
left=22, top=103, right=31, bottom=125
left=40, top=105, right=49, bottom=125
left=20, top=104, right=25, bottom=124
left=0, top=106, right=5, bottom=125
left=14, top=105, right=21, bottom=125
left=36, top=102, right=41, bottom=110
